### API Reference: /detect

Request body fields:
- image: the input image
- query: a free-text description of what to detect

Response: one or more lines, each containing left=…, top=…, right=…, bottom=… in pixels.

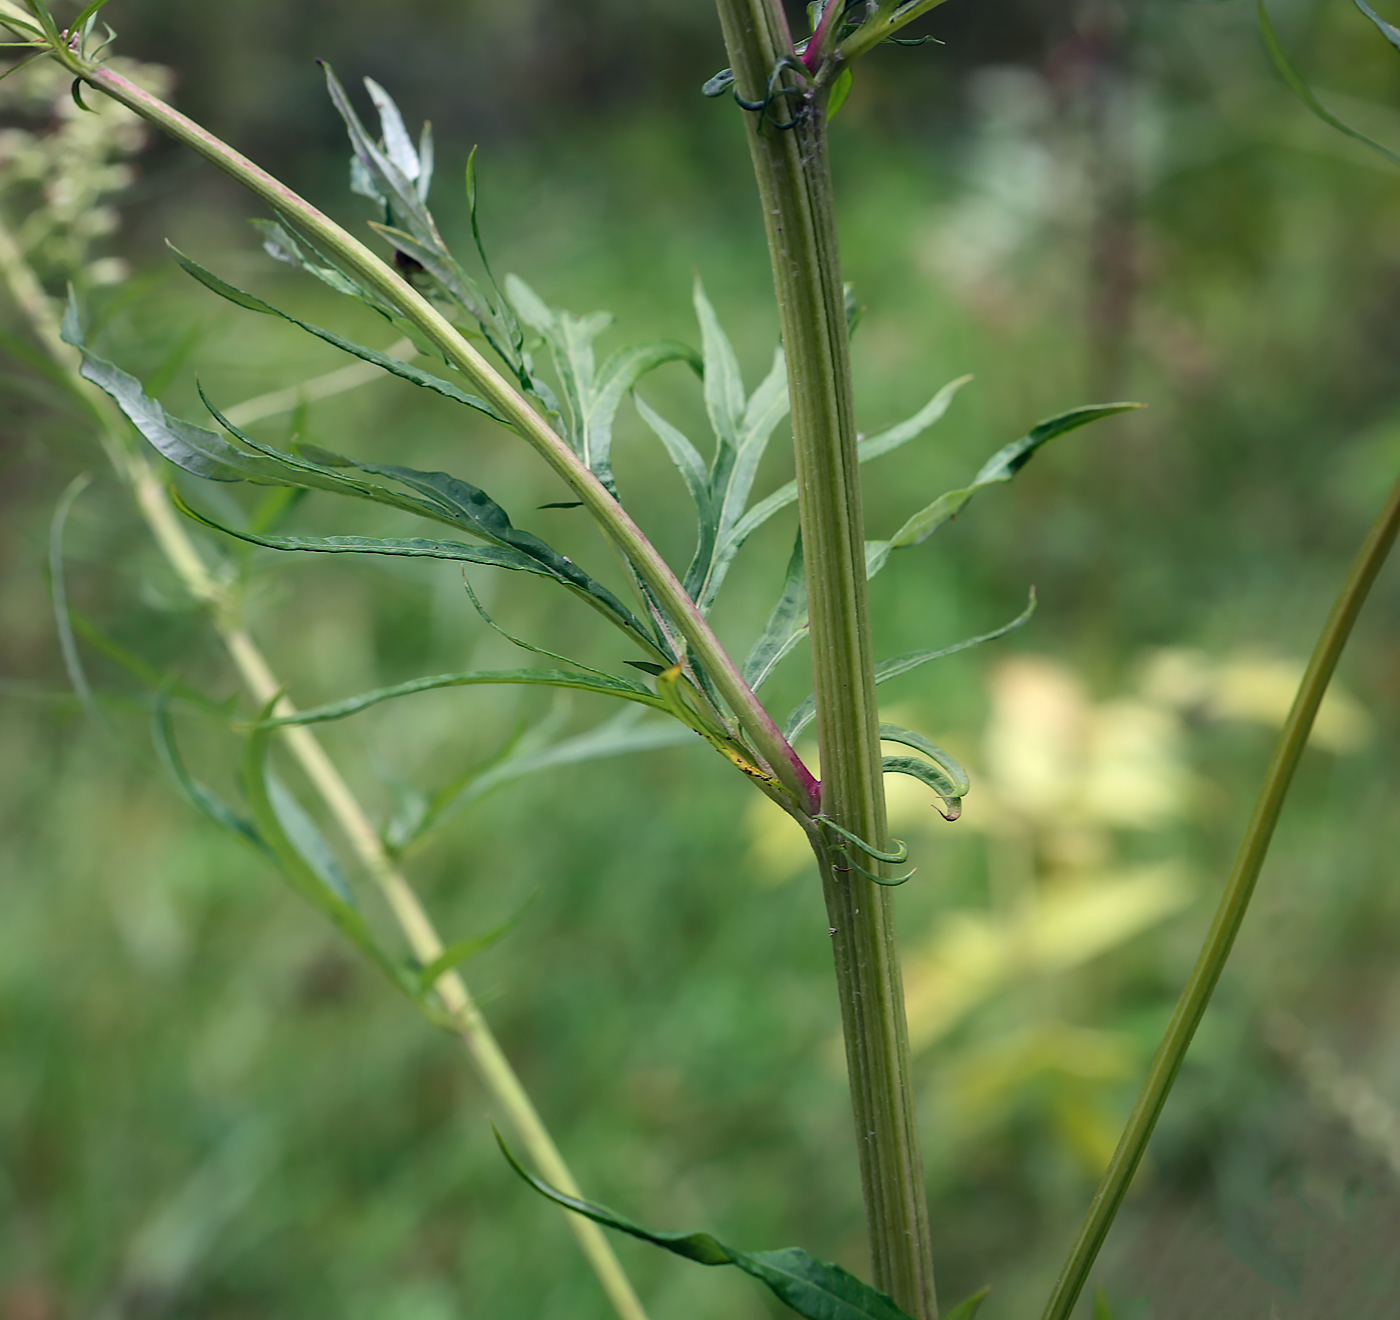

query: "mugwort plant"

left=2, top=0, right=1397, bottom=1316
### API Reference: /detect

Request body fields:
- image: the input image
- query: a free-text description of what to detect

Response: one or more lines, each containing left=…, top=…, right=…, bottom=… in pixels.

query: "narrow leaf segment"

left=865, top=404, right=1142, bottom=577
left=1257, top=0, right=1400, bottom=168
left=498, top=1132, right=921, bottom=1320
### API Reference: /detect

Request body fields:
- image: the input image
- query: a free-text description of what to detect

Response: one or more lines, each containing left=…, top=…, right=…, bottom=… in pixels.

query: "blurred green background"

left=4, top=1, right=1400, bottom=1317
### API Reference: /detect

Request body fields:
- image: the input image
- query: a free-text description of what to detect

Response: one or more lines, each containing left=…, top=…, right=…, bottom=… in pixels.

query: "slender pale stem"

left=1040, top=471, right=1400, bottom=1320
left=712, top=4, right=937, bottom=1314
left=74, top=62, right=817, bottom=813
left=0, top=215, right=650, bottom=1320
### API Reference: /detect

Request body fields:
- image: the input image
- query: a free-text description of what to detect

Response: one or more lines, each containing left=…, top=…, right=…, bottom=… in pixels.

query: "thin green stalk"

left=1041, top=471, right=1400, bottom=1320
left=0, top=214, right=651, bottom=1320
left=712, top=4, right=936, bottom=1315
left=69, top=59, right=816, bottom=813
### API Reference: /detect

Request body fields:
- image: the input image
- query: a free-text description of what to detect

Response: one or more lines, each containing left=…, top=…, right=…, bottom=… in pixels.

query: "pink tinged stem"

left=803, top=0, right=842, bottom=69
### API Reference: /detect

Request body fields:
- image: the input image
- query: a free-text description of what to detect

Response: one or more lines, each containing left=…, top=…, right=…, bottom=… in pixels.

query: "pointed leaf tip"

left=943, top=1286, right=991, bottom=1320
left=496, top=1131, right=921, bottom=1320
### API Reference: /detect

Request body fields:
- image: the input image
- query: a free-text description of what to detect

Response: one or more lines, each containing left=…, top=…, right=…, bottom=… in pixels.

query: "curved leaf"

left=865, top=403, right=1143, bottom=577
left=694, top=278, right=746, bottom=451
left=414, top=906, right=524, bottom=995
left=743, top=533, right=808, bottom=689
left=1258, top=0, right=1400, bottom=168
left=241, top=698, right=414, bottom=994
left=255, top=669, right=667, bottom=729
left=634, top=392, right=712, bottom=532
left=882, top=758, right=963, bottom=822
left=63, top=298, right=253, bottom=482
left=152, top=693, right=265, bottom=852
left=326, top=456, right=660, bottom=651
left=497, top=1133, right=918, bottom=1320
left=943, top=1288, right=991, bottom=1320
left=878, top=725, right=970, bottom=797
left=399, top=709, right=695, bottom=851
left=503, top=274, right=698, bottom=490
left=879, top=723, right=969, bottom=821
left=588, top=338, right=702, bottom=490
left=785, top=590, right=1035, bottom=741
left=870, top=588, right=1037, bottom=688
left=63, top=316, right=661, bottom=655
left=167, top=244, right=506, bottom=422
left=724, top=374, right=972, bottom=559
left=169, top=490, right=600, bottom=575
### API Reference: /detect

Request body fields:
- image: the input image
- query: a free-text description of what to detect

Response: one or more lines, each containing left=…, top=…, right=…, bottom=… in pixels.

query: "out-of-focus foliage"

left=0, top=53, right=170, bottom=285
left=5, top=2, right=1400, bottom=1319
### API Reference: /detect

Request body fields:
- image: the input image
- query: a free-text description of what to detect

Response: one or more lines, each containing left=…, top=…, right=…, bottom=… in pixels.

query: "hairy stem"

left=1041, top=471, right=1400, bottom=1320
left=712, top=4, right=937, bottom=1314
left=0, top=215, right=650, bottom=1320
left=74, top=62, right=817, bottom=813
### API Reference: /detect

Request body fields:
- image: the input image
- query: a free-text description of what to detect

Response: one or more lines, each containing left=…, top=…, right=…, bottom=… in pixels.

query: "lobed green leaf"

left=504, top=275, right=698, bottom=492
left=63, top=301, right=659, bottom=654
left=322, top=63, right=440, bottom=252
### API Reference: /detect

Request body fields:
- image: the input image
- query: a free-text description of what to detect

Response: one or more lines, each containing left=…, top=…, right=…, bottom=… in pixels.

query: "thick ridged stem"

left=712, top=5, right=937, bottom=1315
left=0, top=215, right=650, bottom=1320
left=1041, top=471, right=1400, bottom=1320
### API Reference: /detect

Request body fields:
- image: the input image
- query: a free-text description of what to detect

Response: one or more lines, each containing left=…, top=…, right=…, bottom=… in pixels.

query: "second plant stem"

left=1041, top=467, right=1400, bottom=1320
left=713, top=3, right=938, bottom=1315
left=0, top=216, right=648, bottom=1320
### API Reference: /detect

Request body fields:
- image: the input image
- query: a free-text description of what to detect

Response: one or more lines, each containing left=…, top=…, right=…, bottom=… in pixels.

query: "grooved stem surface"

left=712, top=4, right=938, bottom=1314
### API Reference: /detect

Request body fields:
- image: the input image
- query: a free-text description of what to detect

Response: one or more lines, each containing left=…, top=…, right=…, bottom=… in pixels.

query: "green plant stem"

left=1041, top=470, right=1400, bottom=1320
left=834, top=0, right=954, bottom=66
left=712, top=4, right=937, bottom=1315
left=0, top=214, right=650, bottom=1320
left=72, top=61, right=817, bottom=813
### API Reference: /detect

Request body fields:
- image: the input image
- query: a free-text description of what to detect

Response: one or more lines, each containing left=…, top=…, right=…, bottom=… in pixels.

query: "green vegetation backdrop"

left=3, top=1, right=1400, bottom=1317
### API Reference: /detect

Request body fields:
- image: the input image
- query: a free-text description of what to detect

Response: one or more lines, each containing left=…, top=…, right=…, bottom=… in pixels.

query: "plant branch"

left=1040, top=470, right=1400, bottom=1320
left=712, top=3, right=937, bottom=1314
left=0, top=214, right=650, bottom=1320
left=69, top=60, right=816, bottom=813
left=836, top=0, right=954, bottom=65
